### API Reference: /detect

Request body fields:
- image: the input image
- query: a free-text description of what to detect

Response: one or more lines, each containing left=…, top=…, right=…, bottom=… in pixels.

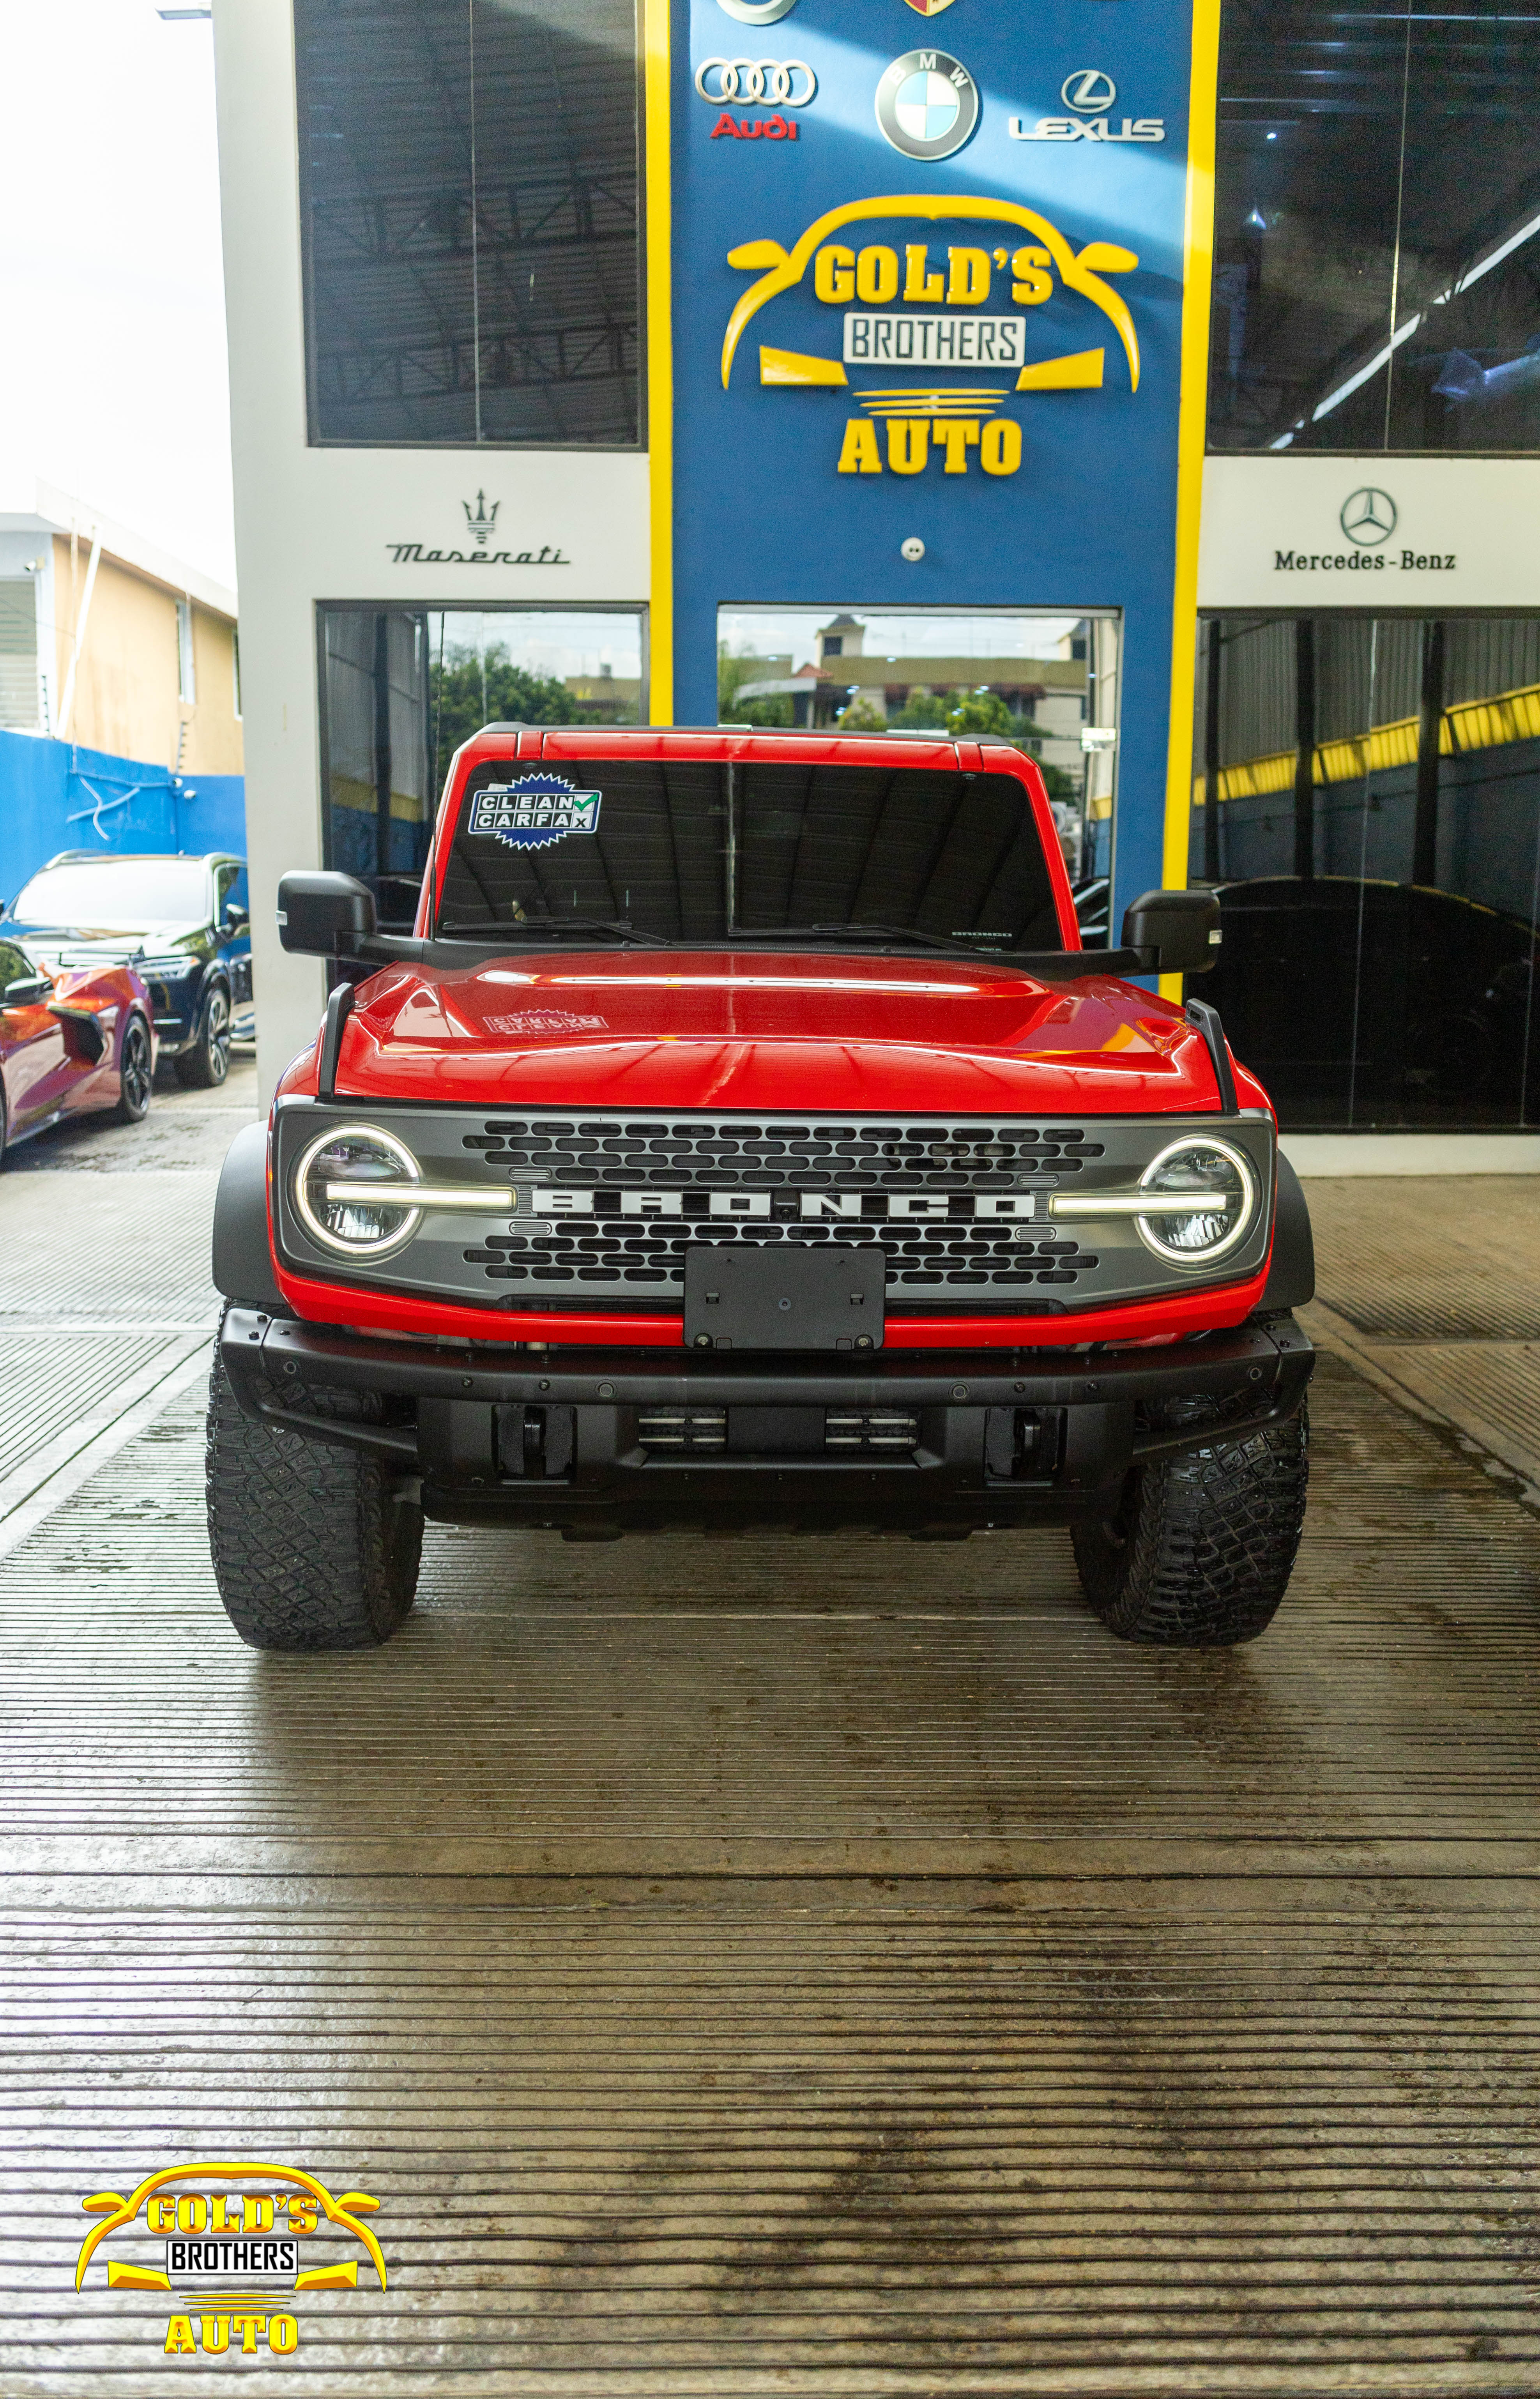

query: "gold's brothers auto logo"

left=721, top=192, right=1140, bottom=481
left=74, top=2159, right=387, bottom=2360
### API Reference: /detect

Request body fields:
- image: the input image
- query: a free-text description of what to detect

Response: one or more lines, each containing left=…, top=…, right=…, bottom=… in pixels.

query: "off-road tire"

left=112, top=1013, right=153, bottom=1124
left=1071, top=1395, right=1308, bottom=1646
left=205, top=1331, right=422, bottom=1649
left=175, top=983, right=231, bottom=1089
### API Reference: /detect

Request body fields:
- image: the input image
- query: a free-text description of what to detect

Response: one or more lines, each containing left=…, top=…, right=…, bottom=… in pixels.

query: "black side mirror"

left=276, top=872, right=377, bottom=957
left=223, top=903, right=250, bottom=934
left=2, top=973, right=50, bottom=1006
left=1119, top=888, right=1222, bottom=977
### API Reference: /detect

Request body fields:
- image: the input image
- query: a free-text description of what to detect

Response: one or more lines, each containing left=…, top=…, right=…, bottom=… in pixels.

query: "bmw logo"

left=875, top=48, right=979, bottom=161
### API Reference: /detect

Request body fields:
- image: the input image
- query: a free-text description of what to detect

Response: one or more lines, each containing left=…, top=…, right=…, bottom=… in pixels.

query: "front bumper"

left=220, top=1308, right=1314, bottom=1535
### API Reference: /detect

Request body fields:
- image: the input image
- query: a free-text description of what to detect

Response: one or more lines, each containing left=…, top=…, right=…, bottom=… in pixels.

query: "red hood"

left=295, top=950, right=1262, bottom=1116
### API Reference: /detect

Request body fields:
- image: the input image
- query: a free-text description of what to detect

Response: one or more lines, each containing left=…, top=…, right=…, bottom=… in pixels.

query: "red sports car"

left=0, top=932, right=154, bottom=1163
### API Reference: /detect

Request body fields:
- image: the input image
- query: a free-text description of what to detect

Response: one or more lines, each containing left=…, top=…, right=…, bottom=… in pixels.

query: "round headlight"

left=292, top=1122, right=423, bottom=1258
left=1135, top=1135, right=1258, bottom=1267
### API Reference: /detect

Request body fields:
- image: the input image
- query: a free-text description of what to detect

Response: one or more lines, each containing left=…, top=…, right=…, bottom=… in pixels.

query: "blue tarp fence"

left=0, top=727, right=246, bottom=907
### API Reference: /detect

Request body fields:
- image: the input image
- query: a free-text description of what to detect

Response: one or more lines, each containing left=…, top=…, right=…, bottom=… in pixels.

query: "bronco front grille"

left=461, top=1115, right=1102, bottom=1298
left=271, top=1103, right=1277, bottom=1317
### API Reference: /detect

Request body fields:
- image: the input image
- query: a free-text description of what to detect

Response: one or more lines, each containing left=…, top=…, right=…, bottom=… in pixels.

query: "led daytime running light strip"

left=1048, top=1134, right=1258, bottom=1264
left=323, top=1181, right=515, bottom=1210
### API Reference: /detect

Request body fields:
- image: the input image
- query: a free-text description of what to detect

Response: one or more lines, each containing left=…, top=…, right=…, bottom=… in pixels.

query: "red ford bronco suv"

left=207, top=728, right=1313, bottom=1651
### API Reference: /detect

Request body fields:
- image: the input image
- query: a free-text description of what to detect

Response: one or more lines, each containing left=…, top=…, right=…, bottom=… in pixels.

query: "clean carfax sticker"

left=468, top=773, right=602, bottom=850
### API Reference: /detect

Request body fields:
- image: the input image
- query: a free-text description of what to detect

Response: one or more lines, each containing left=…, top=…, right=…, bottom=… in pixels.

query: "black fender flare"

left=1261, top=1151, right=1314, bottom=1312
left=212, top=1120, right=285, bottom=1311
left=197, top=963, right=232, bottom=1030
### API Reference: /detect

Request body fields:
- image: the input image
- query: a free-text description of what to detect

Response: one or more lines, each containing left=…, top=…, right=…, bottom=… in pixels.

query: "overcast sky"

left=0, top=1, right=235, bottom=587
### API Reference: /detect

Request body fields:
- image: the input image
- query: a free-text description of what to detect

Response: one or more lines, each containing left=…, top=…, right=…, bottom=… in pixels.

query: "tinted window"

left=1210, top=2, right=1540, bottom=453
left=295, top=0, right=642, bottom=446
left=1193, top=612, right=1540, bottom=1128
left=437, top=760, right=1060, bottom=947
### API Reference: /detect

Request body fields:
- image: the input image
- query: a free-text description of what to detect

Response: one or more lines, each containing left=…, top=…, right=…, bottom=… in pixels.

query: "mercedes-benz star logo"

left=1061, top=67, right=1116, bottom=113
left=1340, top=487, right=1397, bottom=545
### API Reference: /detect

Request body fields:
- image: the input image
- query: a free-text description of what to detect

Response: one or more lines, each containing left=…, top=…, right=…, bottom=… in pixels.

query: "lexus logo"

left=695, top=55, right=816, bottom=103
left=1061, top=67, right=1116, bottom=113
left=1340, top=487, right=1397, bottom=545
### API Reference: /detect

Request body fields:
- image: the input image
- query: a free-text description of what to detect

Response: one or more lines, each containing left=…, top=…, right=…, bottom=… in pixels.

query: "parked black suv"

left=3, top=850, right=251, bottom=1087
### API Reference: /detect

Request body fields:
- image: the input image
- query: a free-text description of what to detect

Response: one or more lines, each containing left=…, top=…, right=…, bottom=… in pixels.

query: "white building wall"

left=212, top=0, right=650, bottom=1102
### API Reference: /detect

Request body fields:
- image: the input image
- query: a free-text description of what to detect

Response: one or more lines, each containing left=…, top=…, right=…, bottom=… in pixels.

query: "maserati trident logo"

left=463, top=490, right=500, bottom=547
left=1340, top=487, right=1397, bottom=545
left=1061, top=67, right=1116, bottom=112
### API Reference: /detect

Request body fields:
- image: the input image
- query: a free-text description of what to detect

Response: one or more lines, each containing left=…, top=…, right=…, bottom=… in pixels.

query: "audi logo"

left=695, top=56, right=817, bottom=105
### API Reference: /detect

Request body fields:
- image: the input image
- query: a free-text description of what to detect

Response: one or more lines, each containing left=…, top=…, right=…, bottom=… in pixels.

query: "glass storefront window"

left=1192, top=613, right=1540, bottom=1127
left=1210, top=2, right=1540, bottom=453
left=294, top=0, right=641, bottom=447
left=715, top=606, right=1119, bottom=906
left=318, top=605, right=645, bottom=925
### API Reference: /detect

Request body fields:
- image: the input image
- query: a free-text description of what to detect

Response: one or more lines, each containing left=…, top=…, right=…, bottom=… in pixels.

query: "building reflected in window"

left=318, top=605, right=645, bottom=926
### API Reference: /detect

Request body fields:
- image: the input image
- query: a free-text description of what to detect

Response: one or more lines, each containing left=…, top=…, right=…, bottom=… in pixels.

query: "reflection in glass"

left=715, top=605, right=1118, bottom=898
left=294, top=0, right=641, bottom=446
left=437, top=759, right=1062, bottom=949
left=1210, top=2, right=1540, bottom=453
left=318, top=606, right=645, bottom=926
left=1193, top=615, right=1540, bottom=1126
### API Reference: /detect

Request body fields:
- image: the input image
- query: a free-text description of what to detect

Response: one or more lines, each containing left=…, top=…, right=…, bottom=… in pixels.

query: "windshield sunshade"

left=437, top=760, right=1060, bottom=949
left=11, top=859, right=212, bottom=928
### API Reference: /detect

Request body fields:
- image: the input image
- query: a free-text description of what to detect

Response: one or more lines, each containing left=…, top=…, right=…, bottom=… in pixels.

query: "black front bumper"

left=220, top=1309, right=1314, bottom=1536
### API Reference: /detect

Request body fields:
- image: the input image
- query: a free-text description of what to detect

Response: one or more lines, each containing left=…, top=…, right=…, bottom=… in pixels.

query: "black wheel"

left=204, top=1322, right=422, bottom=1650
left=1071, top=1396, right=1308, bottom=1646
left=175, top=983, right=231, bottom=1088
left=112, top=1013, right=153, bottom=1123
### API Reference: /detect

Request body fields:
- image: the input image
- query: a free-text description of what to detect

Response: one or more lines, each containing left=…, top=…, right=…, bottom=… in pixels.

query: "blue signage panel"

left=669, top=0, right=1199, bottom=912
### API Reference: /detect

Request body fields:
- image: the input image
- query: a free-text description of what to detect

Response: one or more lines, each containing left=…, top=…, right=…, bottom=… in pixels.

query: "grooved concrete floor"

left=2, top=1124, right=1539, bottom=2393
left=1301, top=1175, right=1540, bottom=1494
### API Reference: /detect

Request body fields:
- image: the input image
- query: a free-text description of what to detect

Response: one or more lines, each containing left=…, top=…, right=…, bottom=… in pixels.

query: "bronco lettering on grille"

left=530, top=1189, right=1040, bottom=1219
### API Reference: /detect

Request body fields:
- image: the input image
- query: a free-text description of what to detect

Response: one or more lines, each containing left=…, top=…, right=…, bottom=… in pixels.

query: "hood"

left=12, top=919, right=204, bottom=969
left=311, top=949, right=1251, bottom=1116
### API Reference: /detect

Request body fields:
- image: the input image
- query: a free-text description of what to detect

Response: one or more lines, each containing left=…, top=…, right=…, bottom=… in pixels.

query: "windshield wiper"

left=436, top=914, right=671, bottom=948
left=781, top=921, right=1002, bottom=958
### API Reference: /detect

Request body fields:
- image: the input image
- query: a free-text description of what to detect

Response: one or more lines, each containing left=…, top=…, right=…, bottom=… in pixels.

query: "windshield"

left=10, top=858, right=212, bottom=930
left=437, top=759, right=1061, bottom=949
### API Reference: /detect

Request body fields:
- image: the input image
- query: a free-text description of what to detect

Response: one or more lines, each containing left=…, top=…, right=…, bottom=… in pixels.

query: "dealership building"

left=216, top=0, right=1540, bottom=1143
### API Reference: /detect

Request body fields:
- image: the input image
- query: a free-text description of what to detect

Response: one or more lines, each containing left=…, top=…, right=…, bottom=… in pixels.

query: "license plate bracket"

left=683, top=1242, right=886, bottom=1351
